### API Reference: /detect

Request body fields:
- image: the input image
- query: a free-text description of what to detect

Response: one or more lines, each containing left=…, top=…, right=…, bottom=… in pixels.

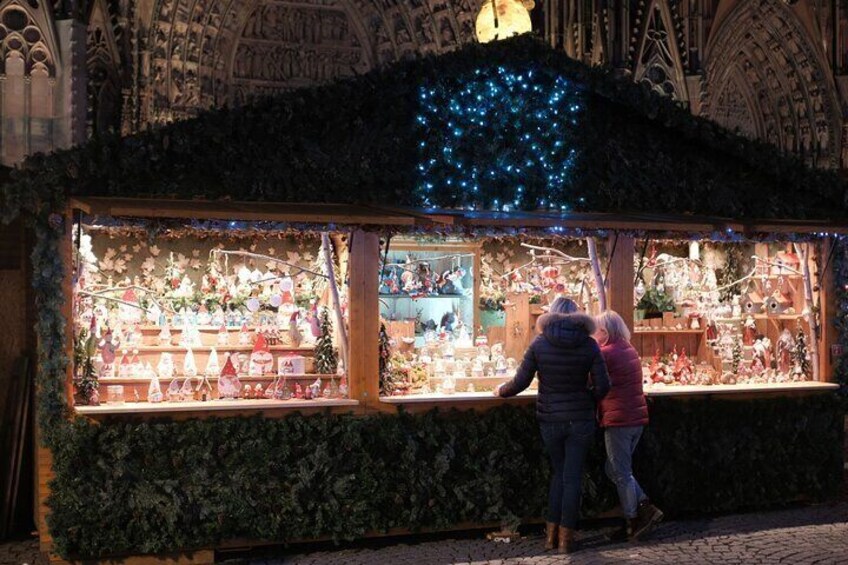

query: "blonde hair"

left=596, top=310, right=631, bottom=344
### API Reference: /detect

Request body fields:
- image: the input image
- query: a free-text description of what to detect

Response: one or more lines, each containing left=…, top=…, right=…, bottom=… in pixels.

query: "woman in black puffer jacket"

left=496, top=297, right=610, bottom=554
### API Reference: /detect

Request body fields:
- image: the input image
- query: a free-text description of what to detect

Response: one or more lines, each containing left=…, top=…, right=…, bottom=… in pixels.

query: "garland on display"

left=44, top=397, right=841, bottom=559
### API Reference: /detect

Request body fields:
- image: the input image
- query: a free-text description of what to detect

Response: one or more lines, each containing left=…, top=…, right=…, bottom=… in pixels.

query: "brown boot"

left=557, top=525, right=575, bottom=554
left=629, top=502, right=664, bottom=541
left=544, top=522, right=558, bottom=550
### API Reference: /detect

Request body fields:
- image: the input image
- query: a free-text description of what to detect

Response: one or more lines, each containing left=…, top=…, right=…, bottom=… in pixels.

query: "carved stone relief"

left=87, top=0, right=124, bottom=135
left=701, top=0, right=841, bottom=168
left=143, top=0, right=479, bottom=125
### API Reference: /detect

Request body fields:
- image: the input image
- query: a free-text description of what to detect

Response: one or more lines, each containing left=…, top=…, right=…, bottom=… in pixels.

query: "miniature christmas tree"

left=314, top=307, right=338, bottom=374
left=73, top=329, right=99, bottom=405
left=793, top=327, right=812, bottom=379
left=732, top=341, right=742, bottom=372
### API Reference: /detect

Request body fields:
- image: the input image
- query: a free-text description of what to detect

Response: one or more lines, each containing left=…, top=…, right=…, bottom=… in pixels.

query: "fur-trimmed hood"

left=536, top=312, right=596, bottom=349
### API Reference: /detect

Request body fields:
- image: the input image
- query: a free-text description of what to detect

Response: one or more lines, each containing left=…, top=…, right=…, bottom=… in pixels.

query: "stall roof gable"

left=4, top=36, right=847, bottom=223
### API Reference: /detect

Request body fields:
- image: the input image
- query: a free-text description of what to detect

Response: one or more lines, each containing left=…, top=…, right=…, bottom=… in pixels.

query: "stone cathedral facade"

left=0, top=0, right=846, bottom=170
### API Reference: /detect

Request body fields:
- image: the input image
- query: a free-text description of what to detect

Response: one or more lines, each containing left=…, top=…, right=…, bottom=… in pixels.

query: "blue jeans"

left=539, top=420, right=595, bottom=528
left=604, top=426, right=648, bottom=518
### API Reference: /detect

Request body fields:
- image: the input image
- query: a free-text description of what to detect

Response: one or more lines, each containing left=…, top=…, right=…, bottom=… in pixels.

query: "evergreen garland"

left=378, top=323, right=399, bottom=396
left=314, top=307, right=338, bottom=374
left=719, top=245, right=745, bottom=303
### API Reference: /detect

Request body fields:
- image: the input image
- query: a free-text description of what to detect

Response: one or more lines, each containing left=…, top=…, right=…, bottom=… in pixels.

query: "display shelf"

left=633, top=329, right=704, bottom=334
left=378, top=382, right=838, bottom=404
left=138, top=325, right=289, bottom=332
left=379, top=294, right=467, bottom=300
left=643, top=381, right=838, bottom=396
left=380, top=390, right=537, bottom=403
left=75, top=398, right=359, bottom=415
left=121, top=345, right=314, bottom=353
left=98, top=373, right=337, bottom=383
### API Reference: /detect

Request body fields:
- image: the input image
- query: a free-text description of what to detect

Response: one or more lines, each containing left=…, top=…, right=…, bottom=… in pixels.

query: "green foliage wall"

left=46, top=396, right=842, bottom=559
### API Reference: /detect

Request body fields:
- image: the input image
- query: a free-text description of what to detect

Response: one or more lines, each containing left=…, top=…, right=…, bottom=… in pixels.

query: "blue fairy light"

left=415, top=65, right=583, bottom=210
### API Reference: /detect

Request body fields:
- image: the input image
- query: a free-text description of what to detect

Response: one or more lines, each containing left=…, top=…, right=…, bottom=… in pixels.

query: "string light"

left=415, top=65, right=583, bottom=211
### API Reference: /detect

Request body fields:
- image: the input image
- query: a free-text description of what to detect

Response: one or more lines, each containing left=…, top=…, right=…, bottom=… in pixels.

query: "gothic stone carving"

left=701, top=0, right=841, bottom=168
left=144, top=0, right=479, bottom=125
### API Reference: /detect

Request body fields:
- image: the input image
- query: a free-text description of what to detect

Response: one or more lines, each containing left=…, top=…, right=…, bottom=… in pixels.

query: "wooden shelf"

left=633, top=329, right=704, bottom=334
left=99, top=373, right=337, bottom=383
left=75, top=398, right=359, bottom=415
left=119, top=345, right=314, bottom=353
left=643, top=381, right=838, bottom=396
left=379, top=294, right=468, bottom=300
left=379, top=381, right=838, bottom=403
left=138, top=325, right=289, bottom=332
left=380, top=390, right=538, bottom=404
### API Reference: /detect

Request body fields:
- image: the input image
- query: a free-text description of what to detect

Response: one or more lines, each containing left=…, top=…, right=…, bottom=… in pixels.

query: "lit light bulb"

left=475, top=0, right=532, bottom=43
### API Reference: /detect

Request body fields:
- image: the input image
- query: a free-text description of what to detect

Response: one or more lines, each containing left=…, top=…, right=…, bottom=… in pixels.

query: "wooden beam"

left=818, top=238, right=836, bottom=382
left=606, top=234, right=635, bottom=332
left=347, top=230, right=380, bottom=410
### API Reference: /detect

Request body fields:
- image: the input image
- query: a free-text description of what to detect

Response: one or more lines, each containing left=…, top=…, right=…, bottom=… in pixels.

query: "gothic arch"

left=700, top=0, right=841, bottom=168
left=143, top=0, right=481, bottom=124
left=0, top=0, right=61, bottom=163
left=631, top=0, right=688, bottom=101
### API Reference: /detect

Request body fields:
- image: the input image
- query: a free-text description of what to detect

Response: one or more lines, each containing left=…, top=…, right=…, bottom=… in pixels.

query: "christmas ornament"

left=249, top=333, right=274, bottom=376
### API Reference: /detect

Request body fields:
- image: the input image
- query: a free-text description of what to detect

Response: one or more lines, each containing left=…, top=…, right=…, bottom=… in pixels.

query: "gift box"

left=278, top=355, right=306, bottom=375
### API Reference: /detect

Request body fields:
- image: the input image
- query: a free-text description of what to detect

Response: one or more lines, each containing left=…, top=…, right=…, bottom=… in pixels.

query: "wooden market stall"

left=1, top=36, right=845, bottom=564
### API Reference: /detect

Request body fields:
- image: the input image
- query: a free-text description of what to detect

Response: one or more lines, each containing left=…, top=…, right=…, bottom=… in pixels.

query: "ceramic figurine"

left=249, top=333, right=274, bottom=376
left=146, top=363, right=163, bottom=403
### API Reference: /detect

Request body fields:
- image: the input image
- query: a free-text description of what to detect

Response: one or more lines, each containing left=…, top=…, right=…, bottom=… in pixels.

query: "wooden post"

left=606, top=234, right=635, bottom=331
left=505, top=292, right=531, bottom=360
left=321, top=233, right=349, bottom=371
left=347, top=230, right=380, bottom=410
left=794, top=242, right=820, bottom=382
left=586, top=237, right=607, bottom=311
left=818, top=237, right=836, bottom=382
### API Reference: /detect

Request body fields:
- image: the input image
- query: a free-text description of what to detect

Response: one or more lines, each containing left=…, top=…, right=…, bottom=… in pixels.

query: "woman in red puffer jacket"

left=594, top=310, right=663, bottom=541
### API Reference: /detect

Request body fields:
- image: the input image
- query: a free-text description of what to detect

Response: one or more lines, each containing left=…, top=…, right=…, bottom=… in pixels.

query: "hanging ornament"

left=269, top=294, right=283, bottom=308
left=246, top=297, right=261, bottom=312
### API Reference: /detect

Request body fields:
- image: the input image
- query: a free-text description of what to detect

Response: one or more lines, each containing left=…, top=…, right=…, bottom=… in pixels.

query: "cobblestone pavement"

left=2, top=502, right=847, bottom=564
left=251, top=502, right=848, bottom=565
